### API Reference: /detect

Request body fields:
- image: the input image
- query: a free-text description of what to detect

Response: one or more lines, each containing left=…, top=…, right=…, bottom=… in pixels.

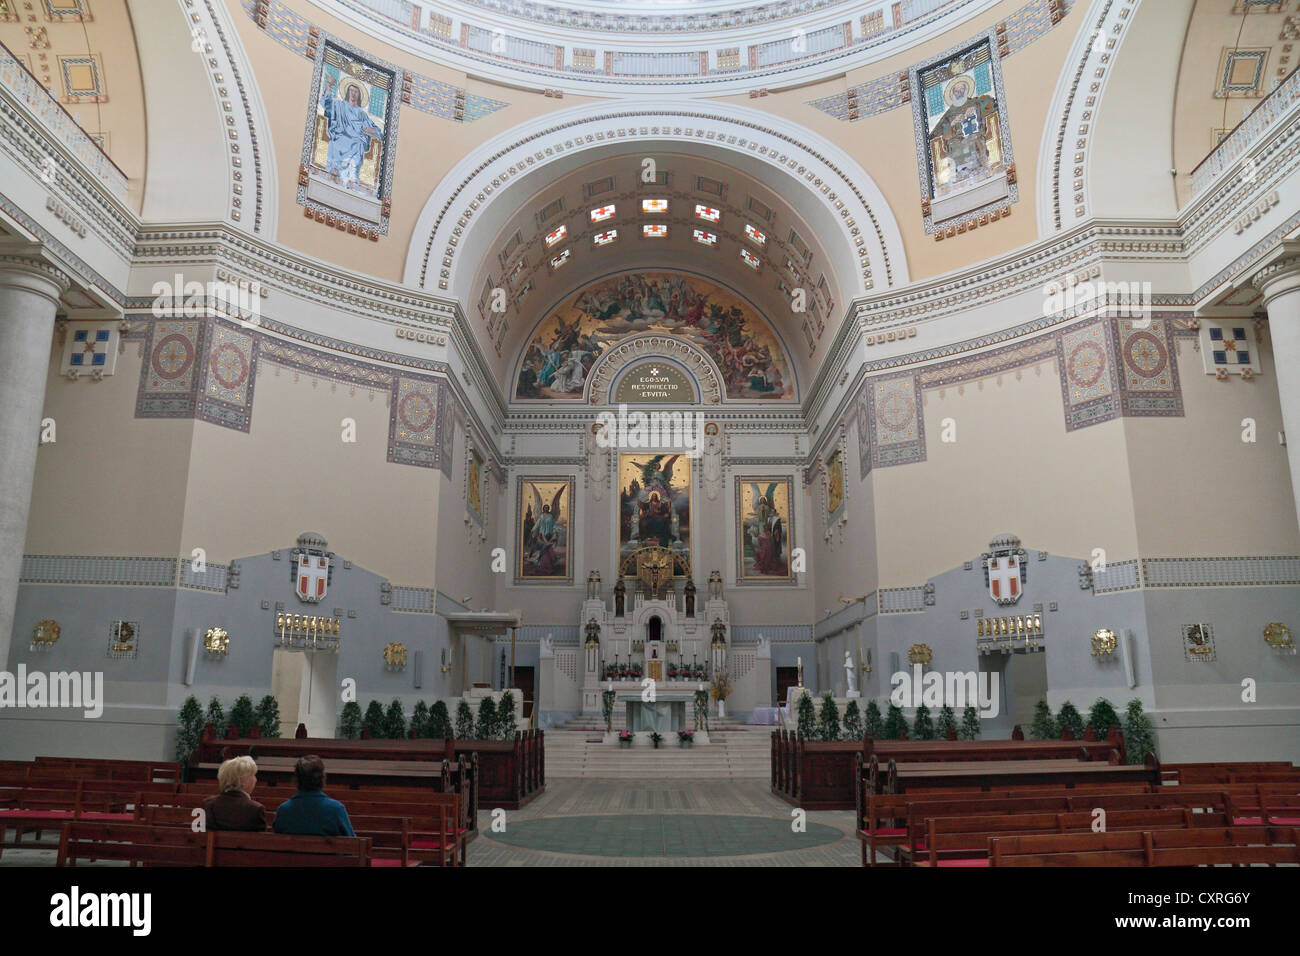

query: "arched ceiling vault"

left=405, top=101, right=908, bottom=396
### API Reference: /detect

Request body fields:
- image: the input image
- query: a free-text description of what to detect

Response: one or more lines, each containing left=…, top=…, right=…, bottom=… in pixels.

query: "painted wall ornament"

left=1182, top=623, right=1216, bottom=662
left=619, top=453, right=690, bottom=571
left=907, top=643, right=933, bottom=667
left=982, top=533, right=1026, bottom=606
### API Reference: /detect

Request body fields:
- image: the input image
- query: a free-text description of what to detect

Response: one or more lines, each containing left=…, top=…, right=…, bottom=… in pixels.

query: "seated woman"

left=271, top=755, right=356, bottom=837
left=203, top=755, right=267, bottom=831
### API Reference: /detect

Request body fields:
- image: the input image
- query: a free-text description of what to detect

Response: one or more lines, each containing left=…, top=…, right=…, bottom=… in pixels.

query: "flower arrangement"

left=618, top=730, right=634, bottom=741
left=649, top=731, right=664, bottom=748
left=677, top=730, right=694, bottom=742
left=709, top=670, right=732, bottom=701
left=668, top=664, right=679, bottom=679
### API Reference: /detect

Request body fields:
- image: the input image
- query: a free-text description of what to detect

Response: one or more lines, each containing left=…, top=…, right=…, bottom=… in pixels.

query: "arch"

left=589, top=336, right=720, bottom=406
left=403, top=99, right=909, bottom=306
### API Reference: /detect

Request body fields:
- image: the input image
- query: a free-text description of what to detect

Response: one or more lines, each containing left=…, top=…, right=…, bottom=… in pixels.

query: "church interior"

left=1, top=0, right=1300, bottom=887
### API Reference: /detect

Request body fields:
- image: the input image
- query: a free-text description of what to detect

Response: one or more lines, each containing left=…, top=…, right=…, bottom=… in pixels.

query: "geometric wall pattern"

left=1056, top=319, right=1119, bottom=431
left=131, top=317, right=460, bottom=472
left=849, top=314, right=1190, bottom=475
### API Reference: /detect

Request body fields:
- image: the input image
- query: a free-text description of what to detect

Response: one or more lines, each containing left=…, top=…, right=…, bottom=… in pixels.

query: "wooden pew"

left=34, top=757, right=181, bottom=783
left=989, top=826, right=1300, bottom=867
left=136, top=789, right=469, bottom=865
left=856, top=787, right=1219, bottom=866
left=205, top=831, right=371, bottom=867
left=56, top=821, right=208, bottom=867
left=1162, top=761, right=1297, bottom=785
left=0, top=784, right=136, bottom=858
left=918, top=808, right=1234, bottom=867
left=884, top=754, right=1160, bottom=794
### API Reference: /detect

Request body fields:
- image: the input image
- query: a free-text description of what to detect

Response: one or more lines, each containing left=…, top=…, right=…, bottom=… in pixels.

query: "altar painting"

left=619, top=453, right=690, bottom=571
left=918, top=39, right=1007, bottom=200
left=516, top=477, right=573, bottom=583
left=737, top=477, right=793, bottom=582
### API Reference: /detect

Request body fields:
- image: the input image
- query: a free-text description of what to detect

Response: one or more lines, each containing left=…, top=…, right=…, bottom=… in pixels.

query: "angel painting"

left=517, top=478, right=573, bottom=582
left=738, top=478, right=792, bottom=581
left=619, top=453, right=690, bottom=567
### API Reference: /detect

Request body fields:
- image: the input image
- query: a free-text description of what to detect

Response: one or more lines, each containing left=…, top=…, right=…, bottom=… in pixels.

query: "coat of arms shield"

left=982, top=533, right=1026, bottom=606
left=296, top=553, right=329, bottom=602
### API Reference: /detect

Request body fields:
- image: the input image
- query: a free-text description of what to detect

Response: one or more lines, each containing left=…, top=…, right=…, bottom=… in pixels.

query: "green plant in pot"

left=650, top=731, right=664, bottom=749
left=602, top=689, right=616, bottom=734
left=454, top=700, right=475, bottom=739
left=175, top=696, right=204, bottom=765
left=618, top=729, right=634, bottom=748
left=338, top=700, right=363, bottom=739
left=677, top=729, right=694, bottom=748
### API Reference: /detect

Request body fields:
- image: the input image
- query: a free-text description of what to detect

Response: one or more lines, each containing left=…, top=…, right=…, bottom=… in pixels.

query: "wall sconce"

left=1264, top=622, right=1296, bottom=654
left=31, top=619, right=60, bottom=652
left=204, top=626, right=230, bottom=657
left=383, top=642, right=408, bottom=671
left=440, top=648, right=451, bottom=674
left=1091, top=628, right=1117, bottom=657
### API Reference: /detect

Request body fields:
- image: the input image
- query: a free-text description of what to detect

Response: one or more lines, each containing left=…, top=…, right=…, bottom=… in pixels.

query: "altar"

left=626, top=699, right=686, bottom=732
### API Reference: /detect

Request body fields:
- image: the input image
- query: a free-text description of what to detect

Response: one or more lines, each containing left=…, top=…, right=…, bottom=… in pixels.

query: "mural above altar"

left=513, top=271, right=795, bottom=403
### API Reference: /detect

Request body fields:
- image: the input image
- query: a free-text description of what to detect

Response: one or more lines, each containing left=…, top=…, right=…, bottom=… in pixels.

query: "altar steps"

left=544, top=725, right=772, bottom=779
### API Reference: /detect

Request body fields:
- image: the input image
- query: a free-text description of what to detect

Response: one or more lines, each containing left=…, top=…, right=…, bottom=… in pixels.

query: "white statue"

left=703, top=423, right=723, bottom=501
left=844, top=650, right=859, bottom=696
left=588, top=425, right=609, bottom=502
left=541, top=633, right=555, bottom=658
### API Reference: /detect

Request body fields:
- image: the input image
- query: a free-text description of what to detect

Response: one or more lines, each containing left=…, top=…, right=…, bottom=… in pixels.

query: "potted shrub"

left=497, top=691, right=517, bottom=739
left=454, top=700, right=475, bottom=739
left=1123, top=699, right=1156, bottom=764
left=229, top=695, right=256, bottom=737
left=175, top=696, right=204, bottom=766
left=677, top=729, right=694, bottom=748
left=429, top=700, right=453, bottom=739
left=618, top=729, right=634, bottom=749
left=650, top=731, right=664, bottom=749
left=362, top=700, right=386, bottom=739
left=796, top=692, right=817, bottom=740
left=339, top=700, right=363, bottom=739
left=254, top=695, right=281, bottom=739
left=960, top=705, right=982, bottom=740
left=842, top=700, right=863, bottom=741
left=475, top=697, right=497, bottom=740
left=818, top=693, right=841, bottom=741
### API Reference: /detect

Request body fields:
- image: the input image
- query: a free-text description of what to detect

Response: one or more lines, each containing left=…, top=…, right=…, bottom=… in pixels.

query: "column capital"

left=0, top=254, right=71, bottom=306
left=1251, top=243, right=1300, bottom=308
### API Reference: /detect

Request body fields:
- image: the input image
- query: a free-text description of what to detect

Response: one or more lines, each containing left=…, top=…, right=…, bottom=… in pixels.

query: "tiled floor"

left=467, top=779, right=863, bottom=866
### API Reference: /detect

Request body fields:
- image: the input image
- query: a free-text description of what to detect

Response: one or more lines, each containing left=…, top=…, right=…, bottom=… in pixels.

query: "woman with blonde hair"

left=203, top=755, right=267, bottom=831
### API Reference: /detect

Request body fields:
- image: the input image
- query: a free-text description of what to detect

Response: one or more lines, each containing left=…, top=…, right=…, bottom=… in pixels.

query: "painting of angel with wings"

left=737, top=477, right=793, bottom=582
left=516, top=477, right=574, bottom=582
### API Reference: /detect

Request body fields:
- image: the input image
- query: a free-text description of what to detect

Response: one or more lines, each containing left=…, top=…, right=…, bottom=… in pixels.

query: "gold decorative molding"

left=31, top=619, right=60, bottom=651
left=383, top=642, right=407, bottom=670
left=1264, top=622, right=1295, bottom=652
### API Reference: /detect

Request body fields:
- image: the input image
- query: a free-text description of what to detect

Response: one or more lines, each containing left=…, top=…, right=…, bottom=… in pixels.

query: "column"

left=0, top=255, right=69, bottom=668
left=1253, top=253, right=1300, bottom=529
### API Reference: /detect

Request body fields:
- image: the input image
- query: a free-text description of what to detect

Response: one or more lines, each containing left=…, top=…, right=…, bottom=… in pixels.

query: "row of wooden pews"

left=772, top=729, right=1129, bottom=810
left=1, top=757, right=473, bottom=866
left=855, top=759, right=1300, bottom=867
left=196, top=730, right=544, bottom=810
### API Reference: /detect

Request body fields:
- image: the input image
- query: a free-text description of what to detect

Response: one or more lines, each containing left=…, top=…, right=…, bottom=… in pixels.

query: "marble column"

left=1253, top=253, right=1300, bottom=529
left=0, top=255, right=69, bottom=668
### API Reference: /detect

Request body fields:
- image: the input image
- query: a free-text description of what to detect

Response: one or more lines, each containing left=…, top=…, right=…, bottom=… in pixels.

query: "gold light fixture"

left=907, top=643, right=933, bottom=667
left=31, top=619, right=60, bottom=652
left=1264, top=622, right=1295, bottom=653
left=1091, top=628, right=1117, bottom=657
left=275, top=612, right=340, bottom=650
left=203, top=626, right=230, bottom=657
left=383, top=642, right=407, bottom=670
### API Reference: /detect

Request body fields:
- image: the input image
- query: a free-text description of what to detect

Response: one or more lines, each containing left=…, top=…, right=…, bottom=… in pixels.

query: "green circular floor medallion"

left=486, top=813, right=843, bottom=858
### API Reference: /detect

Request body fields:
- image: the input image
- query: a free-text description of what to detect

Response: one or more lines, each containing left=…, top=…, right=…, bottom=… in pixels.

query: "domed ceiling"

left=315, top=0, right=999, bottom=93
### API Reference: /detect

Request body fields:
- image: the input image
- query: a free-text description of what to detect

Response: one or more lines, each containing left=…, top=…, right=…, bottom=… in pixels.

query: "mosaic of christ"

left=514, top=272, right=795, bottom=401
